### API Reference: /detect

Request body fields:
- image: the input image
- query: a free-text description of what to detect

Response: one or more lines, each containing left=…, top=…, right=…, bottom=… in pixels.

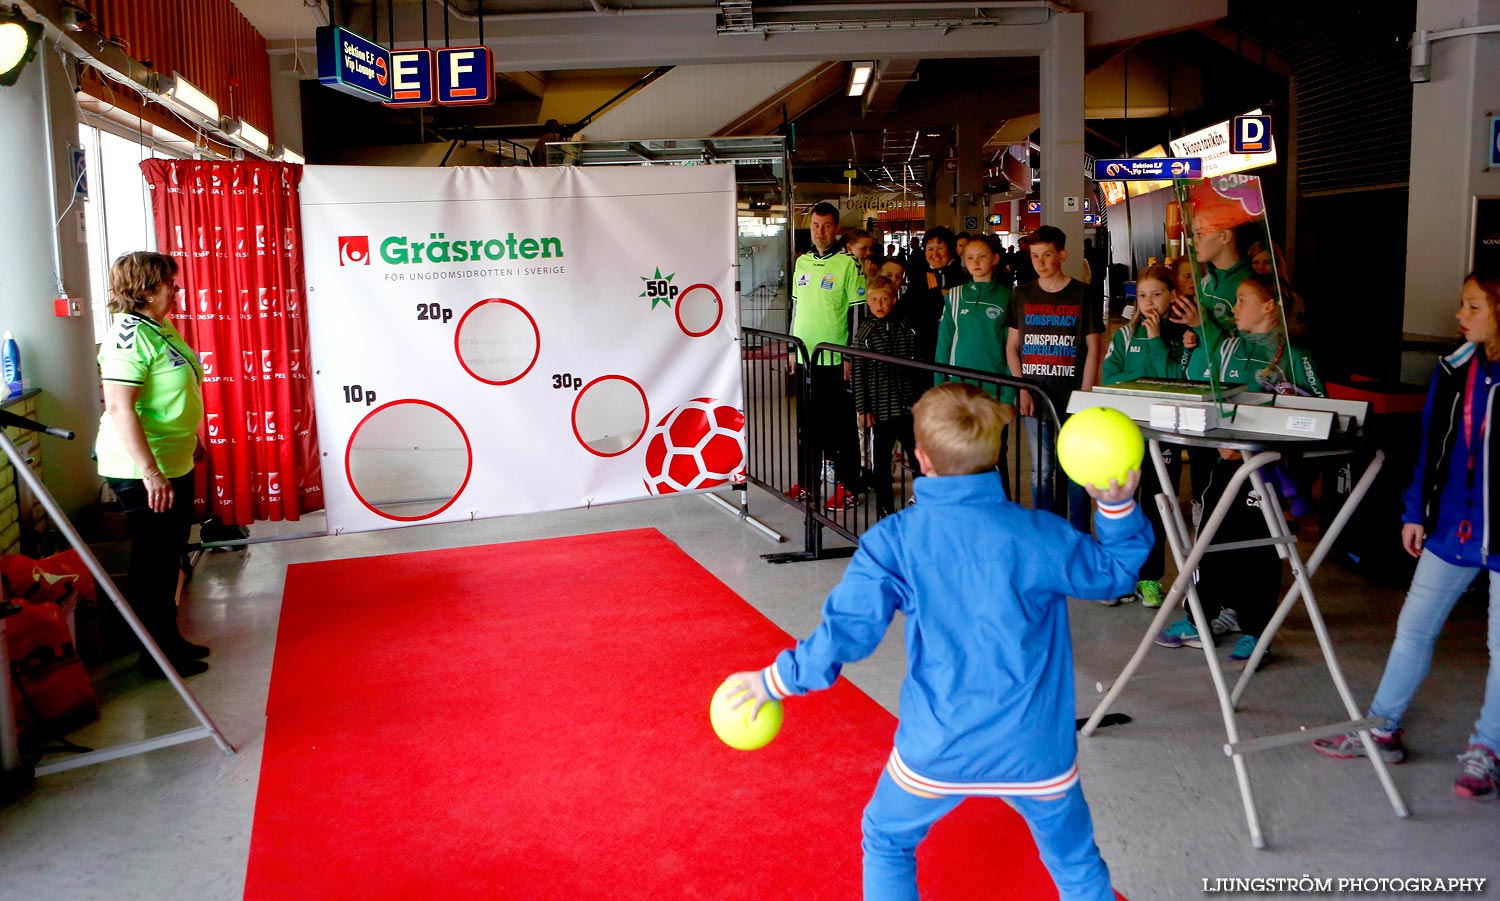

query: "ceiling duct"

left=719, top=0, right=755, bottom=30
left=862, top=58, right=919, bottom=115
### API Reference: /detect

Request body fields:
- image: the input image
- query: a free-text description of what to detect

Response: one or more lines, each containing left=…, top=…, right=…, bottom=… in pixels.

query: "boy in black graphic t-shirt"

left=1004, top=226, right=1104, bottom=530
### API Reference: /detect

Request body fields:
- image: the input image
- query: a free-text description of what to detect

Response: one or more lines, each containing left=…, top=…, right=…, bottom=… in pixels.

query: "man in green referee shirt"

left=791, top=201, right=866, bottom=509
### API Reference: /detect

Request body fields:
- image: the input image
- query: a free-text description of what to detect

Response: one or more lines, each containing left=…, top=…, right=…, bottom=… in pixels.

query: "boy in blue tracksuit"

left=724, top=383, right=1151, bottom=901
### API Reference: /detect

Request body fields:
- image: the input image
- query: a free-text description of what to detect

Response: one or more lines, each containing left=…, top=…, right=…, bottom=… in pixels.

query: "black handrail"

left=741, top=328, right=1066, bottom=562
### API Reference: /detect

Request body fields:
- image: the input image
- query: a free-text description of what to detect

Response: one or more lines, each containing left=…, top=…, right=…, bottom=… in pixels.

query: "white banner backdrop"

left=299, top=164, right=743, bottom=534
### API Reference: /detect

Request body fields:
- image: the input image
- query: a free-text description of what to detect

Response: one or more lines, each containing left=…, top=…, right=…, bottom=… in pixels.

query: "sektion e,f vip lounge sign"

left=316, top=25, right=494, bottom=108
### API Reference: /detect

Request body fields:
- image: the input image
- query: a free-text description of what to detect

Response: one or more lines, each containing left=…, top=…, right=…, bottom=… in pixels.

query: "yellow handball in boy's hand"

left=1056, top=406, right=1145, bottom=491
left=710, top=675, right=783, bottom=751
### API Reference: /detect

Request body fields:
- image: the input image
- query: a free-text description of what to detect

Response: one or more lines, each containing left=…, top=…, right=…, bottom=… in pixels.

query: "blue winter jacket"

left=1403, top=342, right=1500, bottom=569
left=762, top=471, right=1150, bottom=796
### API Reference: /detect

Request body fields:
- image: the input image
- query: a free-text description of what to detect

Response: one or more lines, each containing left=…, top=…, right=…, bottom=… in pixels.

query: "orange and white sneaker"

left=824, top=483, right=861, bottom=510
left=784, top=483, right=809, bottom=502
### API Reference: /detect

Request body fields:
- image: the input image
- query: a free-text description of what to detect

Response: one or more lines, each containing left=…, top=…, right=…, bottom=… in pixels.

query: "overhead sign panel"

left=384, top=49, right=434, bottom=107
left=1171, top=108, right=1277, bottom=178
left=436, top=46, right=494, bottom=106
left=1093, top=157, right=1202, bottom=180
left=316, top=25, right=392, bottom=102
left=1231, top=114, right=1273, bottom=153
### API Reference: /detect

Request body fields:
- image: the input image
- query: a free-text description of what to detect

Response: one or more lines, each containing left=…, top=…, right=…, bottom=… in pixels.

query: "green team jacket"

left=934, top=280, right=1015, bottom=404
left=1184, top=329, right=1326, bottom=397
left=1197, top=256, right=1253, bottom=344
left=1100, top=323, right=1188, bottom=386
left=791, top=249, right=865, bottom=364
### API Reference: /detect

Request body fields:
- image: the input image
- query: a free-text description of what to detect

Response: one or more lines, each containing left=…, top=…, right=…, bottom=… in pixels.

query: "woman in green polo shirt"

left=96, top=251, right=210, bottom=678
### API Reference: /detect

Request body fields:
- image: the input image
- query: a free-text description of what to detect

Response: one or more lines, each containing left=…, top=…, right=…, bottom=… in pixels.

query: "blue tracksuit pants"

left=860, top=769, right=1114, bottom=901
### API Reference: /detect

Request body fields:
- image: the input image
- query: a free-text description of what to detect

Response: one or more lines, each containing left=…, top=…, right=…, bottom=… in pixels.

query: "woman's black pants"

left=107, top=473, right=194, bottom=656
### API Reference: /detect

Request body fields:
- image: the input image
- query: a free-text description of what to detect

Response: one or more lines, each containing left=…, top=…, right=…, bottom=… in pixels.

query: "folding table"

left=1080, top=425, right=1409, bottom=848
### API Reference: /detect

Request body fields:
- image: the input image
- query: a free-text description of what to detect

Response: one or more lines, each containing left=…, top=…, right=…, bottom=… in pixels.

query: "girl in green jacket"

left=1181, top=274, right=1325, bottom=397
left=1101, top=264, right=1189, bottom=387
left=1101, top=265, right=1188, bottom=608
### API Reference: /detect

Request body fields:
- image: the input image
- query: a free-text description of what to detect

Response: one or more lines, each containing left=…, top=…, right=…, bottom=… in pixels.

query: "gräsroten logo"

left=337, top=231, right=566, bottom=267
left=378, top=231, right=564, bottom=265
left=339, top=236, right=370, bottom=266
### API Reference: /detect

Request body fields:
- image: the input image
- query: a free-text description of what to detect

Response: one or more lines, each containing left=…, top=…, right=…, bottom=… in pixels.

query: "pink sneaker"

left=1311, top=728, right=1406, bottom=764
left=1453, top=744, right=1499, bottom=800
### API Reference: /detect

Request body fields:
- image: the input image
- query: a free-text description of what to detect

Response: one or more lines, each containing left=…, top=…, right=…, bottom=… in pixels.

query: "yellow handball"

left=1056, top=406, right=1145, bottom=489
left=709, top=677, right=783, bottom=751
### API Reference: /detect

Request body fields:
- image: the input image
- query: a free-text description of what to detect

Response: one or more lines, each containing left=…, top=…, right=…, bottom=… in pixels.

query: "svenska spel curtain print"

left=141, top=159, right=321, bottom=524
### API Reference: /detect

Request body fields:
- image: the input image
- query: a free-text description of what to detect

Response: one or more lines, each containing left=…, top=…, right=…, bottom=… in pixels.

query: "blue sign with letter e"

left=316, top=26, right=392, bottom=102
left=436, top=47, right=494, bottom=106
left=384, top=49, right=434, bottom=107
left=1232, top=115, right=1273, bottom=154
left=1490, top=115, right=1500, bottom=168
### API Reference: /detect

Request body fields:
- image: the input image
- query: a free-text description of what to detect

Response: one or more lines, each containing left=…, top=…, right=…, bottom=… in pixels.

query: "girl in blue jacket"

left=1313, top=270, right=1500, bottom=800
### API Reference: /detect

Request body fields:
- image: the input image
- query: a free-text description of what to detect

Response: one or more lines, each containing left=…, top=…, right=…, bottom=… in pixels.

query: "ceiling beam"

left=268, top=11, right=1054, bottom=70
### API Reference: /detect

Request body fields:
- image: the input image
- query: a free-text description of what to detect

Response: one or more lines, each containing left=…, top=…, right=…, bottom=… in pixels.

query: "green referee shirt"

left=791, top=248, right=864, bottom=364
left=95, top=313, right=204, bottom=479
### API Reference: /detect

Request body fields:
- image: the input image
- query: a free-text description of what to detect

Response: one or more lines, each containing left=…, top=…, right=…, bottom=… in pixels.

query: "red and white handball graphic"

left=643, top=398, right=747, bottom=495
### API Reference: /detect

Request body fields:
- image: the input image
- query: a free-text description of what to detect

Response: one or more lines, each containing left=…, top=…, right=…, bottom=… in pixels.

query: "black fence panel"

left=741, top=328, right=1065, bottom=562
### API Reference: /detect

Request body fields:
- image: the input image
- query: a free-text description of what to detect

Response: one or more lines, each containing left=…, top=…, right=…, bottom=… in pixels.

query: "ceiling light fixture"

left=159, top=72, right=220, bottom=122
left=846, top=61, right=874, bottom=98
left=0, top=6, right=44, bottom=88
left=225, top=118, right=270, bottom=156
left=276, top=147, right=305, bottom=166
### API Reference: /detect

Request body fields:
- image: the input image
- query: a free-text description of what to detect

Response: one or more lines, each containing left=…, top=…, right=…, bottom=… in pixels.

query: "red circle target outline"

left=453, top=298, right=541, bottom=385
left=674, top=283, right=723, bottom=337
left=345, top=398, right=473, bottom=522
left=571, top=375, right=650, bottom=458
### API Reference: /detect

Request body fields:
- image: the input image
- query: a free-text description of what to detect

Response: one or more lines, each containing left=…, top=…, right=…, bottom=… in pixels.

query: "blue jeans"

left=1023, top=416, right=1092, bottom=531
left=1368, top=550, right=1500, bottom=752
left=860, top=770, right=1113, bottom=901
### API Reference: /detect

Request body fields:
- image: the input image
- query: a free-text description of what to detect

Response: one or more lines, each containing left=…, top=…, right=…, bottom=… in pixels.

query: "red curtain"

left=141, top=159, right=322, bottom=525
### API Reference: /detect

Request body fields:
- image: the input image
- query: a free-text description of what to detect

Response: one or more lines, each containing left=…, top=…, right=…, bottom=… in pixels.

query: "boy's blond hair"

left=913, top=382, right=1008, bottom=475
left=865, top=274, right=896, bottom=301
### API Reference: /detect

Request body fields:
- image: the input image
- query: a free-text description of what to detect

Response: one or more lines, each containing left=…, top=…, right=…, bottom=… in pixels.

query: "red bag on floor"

left=3, top=554, right=99, bottom=741
left=35, top=550, right=96, bottom=603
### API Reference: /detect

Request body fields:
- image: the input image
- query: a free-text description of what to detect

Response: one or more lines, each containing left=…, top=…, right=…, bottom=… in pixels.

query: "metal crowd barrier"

left=740, top=327, right=1063, bottom=562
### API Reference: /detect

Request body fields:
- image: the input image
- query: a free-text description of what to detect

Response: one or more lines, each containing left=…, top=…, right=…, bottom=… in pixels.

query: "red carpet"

left=246, top=528, right=1124, bottom=899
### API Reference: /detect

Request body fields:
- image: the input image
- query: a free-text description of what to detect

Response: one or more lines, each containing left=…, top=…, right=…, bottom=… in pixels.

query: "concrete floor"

left=1, top=486, right=1496, bottom=899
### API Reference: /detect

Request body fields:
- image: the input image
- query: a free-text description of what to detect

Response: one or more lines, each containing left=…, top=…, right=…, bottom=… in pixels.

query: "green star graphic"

left=639, top=267, right=676, bottom=309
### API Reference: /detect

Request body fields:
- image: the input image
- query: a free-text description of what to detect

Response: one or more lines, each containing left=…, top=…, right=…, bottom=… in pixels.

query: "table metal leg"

left=1238, top=459, right=1408, bottom=819
left=1233, top=451, right=1385, bottom=705
left=1083, top=446, right=1278, bottom=742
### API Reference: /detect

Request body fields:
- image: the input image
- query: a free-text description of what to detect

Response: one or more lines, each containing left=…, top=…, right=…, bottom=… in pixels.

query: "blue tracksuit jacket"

left=762, top=471, right=1150, bottom=796
left=1403, top=341, right=1500, bottom=569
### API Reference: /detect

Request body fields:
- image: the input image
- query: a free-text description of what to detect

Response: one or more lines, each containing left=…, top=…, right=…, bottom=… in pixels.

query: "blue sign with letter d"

left=1232, top=115, right=1272, bottom=154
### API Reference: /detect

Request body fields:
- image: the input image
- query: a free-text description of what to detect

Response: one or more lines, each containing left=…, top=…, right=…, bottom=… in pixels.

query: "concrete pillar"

left=0, top=46, right=100, bottom=514
left=1039, top=11, right=1086, bottom=279
left=955, top=124, right=985, bottom=235
left=1403, top=0, right=1500, bottom=344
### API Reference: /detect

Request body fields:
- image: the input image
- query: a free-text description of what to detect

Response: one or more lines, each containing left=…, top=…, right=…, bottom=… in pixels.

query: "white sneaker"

left=1211, top=607, right=1240, bottom=636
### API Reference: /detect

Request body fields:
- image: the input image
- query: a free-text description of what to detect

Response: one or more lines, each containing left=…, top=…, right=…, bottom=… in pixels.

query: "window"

left=79, top=123, right=184, bottom=340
